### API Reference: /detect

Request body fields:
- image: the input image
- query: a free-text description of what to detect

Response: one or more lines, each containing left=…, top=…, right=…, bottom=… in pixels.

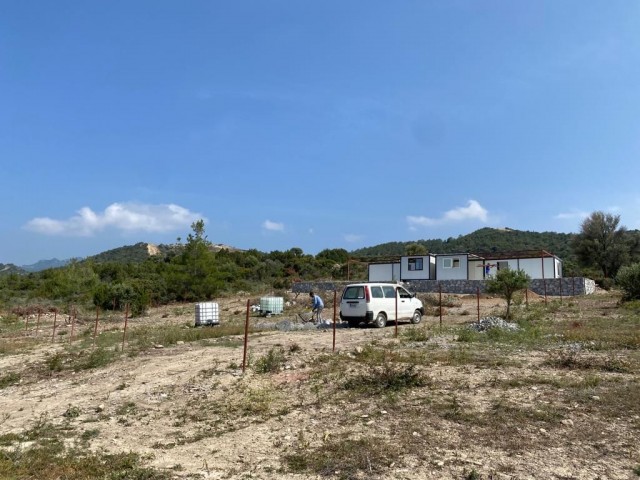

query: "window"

left=497, top=261, right=509, bottom=271
left=382, top=286, right=396, bottom=298
left=398, top=288, right=412, bottom=299
left=443, top=257, right=461, bottom=269
left=408, top=257, right=423, bottom=271
left=343, top=286, right=364, bottom=300
left=370, top=286, right=383, bottom=298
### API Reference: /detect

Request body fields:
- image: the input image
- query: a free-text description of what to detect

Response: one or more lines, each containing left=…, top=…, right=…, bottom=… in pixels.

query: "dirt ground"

left=1, top=291, right=638, bottom=479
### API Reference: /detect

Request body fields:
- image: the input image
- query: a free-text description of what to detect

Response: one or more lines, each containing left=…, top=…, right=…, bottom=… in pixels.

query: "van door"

left=381, top=285, right=399, bottom=320
left=397, top=287, right=414, bottom=319
left=341, top=285, right=367, bottom=318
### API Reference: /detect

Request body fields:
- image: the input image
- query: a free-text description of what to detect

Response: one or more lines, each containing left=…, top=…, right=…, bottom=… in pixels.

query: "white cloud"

left=554, top=210, right=590, bottom=221
left=407, top=200, right=488, bottom=230
left=24, top=203, right=204, bottom=236
left=344, top=234, right=363, bottom=243
left=262, top=220, right=284, bottom=232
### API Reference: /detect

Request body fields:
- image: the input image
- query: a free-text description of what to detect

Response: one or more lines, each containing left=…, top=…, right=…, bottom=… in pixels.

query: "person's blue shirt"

left=311, top=294, right=324, bottom=309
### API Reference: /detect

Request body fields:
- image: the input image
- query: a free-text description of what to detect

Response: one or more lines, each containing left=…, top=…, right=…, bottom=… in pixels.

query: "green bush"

left=616, top=262, right=640, bottom=300
left=253, top=347, right=286, bottom=374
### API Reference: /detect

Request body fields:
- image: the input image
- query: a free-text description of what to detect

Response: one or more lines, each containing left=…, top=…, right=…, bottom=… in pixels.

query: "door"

left=396, top=286, right=414, bottom=319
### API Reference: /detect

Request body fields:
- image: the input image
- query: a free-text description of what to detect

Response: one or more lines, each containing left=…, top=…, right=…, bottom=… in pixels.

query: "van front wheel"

left=411, top=310, right=422, bottom=324
left=373, top=313, right=387, bottom=328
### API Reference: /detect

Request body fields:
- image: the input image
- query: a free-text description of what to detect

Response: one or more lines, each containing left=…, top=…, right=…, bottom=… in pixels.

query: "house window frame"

left=408, top=257, right=424, bottom=271
left=443, top=257, right=461, bottom=269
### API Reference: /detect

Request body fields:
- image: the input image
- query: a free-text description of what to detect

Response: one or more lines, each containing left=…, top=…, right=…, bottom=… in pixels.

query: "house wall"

left=436, top=254, right=468, bottom=280
left=368, top=263, right=400, bottom=282
left=555, top=258, right=562, bottom=278
left=513, top=257, right=561, bottom=279
left=476, top=257, right=562, bottom=280
left=468, top=260, right=485, bottom=280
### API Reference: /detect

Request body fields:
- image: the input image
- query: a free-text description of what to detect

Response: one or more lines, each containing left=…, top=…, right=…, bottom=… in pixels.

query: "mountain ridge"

left=2, top=228, right=579, bottom=275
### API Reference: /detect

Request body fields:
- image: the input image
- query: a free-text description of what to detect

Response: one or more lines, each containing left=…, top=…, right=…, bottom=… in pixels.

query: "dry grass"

left=1, top=291, right=639, bottom=479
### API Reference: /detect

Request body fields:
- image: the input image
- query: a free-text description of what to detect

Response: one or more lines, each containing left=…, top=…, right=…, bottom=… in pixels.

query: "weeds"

left=401, top=325, right=431, bottom=342
left=544, top=349, right=633, bottom=373
left=0, top=371, right=20, bottom=389
left=62, top=405, right=81, bottom=419
left=343, top=359, right=429, bottom=395
left=253, top=346, right=286, bottom=374
left=284, top=434, right=395, bottom=479
left=0, top=446, right=172, bottom=480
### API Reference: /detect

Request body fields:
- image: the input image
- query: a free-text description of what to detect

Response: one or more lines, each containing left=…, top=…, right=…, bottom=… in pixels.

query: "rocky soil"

left=1, top=291, right=639, bottom=479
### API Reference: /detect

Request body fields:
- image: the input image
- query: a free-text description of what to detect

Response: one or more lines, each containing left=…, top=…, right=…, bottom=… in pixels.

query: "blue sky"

left=1, top=1, right=640, bottom=265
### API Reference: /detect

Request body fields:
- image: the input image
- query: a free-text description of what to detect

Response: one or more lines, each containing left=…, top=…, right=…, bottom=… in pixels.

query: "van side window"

left=398, top=288, right=412, bottom=298
left=370, top=286, right=383, bottom=298
left=382, top=286, right=396, bottom=298
left=343, top=286, right=364, bottom=300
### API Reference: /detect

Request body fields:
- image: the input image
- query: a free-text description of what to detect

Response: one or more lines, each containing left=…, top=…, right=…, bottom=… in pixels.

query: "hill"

left=87, top=241, right=243, bottom=264
left=351, top=227, right=576, bottom=260
left=0, top=263, right=27, bottom=276
left=87, top=242, right=175, bottom=263
left=21, top=258, right=70, bottom=272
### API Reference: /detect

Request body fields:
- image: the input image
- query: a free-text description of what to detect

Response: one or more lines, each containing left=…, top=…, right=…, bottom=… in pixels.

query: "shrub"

left=0, top=372, right=20, bottom=389
left=616, top=262, right=640, bottom=300
left=253, top=347, right=286, bottom=374
left=486, top=269, right=530, bottom=319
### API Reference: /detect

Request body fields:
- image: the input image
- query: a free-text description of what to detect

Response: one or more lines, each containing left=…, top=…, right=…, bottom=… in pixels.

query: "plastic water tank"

left=195, top=302, right=220, bottom=326
left=259, top=297, right=284, bottom=315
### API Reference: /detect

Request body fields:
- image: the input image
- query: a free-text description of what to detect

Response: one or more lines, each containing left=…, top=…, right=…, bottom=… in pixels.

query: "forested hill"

left=0, top=263, right=26, bottom=276
left=350, top=228, right=576, bottom=260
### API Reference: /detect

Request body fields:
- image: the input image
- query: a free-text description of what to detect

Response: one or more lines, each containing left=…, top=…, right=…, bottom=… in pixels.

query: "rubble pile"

left=468, top=316, right=521, bottom=332
left=254, top=319, right=349, bottom=332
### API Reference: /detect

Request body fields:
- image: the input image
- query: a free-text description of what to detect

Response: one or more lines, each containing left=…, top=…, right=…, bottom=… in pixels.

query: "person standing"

left=309, top=291, right=324, bottom=323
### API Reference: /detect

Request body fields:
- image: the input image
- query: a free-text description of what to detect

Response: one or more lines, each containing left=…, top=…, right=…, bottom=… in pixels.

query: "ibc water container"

left=259, top=296, right=284, bottom=315
left=195, top=302, right=220, bottom=326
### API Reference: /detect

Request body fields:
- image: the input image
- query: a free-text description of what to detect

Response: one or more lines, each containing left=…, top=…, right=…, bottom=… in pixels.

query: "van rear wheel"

left=373, top=313, right=387, bottom=328
left=410, top=310, right=422, bottom=324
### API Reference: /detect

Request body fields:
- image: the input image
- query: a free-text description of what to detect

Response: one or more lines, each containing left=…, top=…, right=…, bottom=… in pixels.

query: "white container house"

left=435, top=253, right=480, bottom=280
left=469, top=250, right=562, bottom=280
left=368, top=262, right=400, bottom=282
left=400, top=255, right=436, bottom=280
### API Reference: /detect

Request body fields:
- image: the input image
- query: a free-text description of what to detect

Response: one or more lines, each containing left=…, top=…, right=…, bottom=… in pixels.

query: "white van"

left=339, top=283, right=424, bottom=328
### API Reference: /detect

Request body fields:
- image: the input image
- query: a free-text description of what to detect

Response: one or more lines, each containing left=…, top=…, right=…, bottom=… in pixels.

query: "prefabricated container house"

left=368, top=262, right=401, bottom=282
left=400, top=255, right=436, bottom=280
left=468, top=250, right=562, bottom=280
left=435, top=253, right=483, bottom=280
left=367, top=255, right=436, bottom=282
left=368, top=250, right=562, bottom=282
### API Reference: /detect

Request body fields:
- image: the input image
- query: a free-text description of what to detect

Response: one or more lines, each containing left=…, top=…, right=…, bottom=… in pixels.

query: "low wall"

left=292, top=278, right=595, bottom=297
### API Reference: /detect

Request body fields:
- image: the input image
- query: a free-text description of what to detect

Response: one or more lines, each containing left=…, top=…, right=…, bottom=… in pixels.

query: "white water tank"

left=259, top=296, right=284, bottom=315
left=195, top=302, right=220, bottom=326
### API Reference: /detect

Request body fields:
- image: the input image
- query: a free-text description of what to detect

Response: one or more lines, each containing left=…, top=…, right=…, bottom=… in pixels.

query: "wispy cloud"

left=262, top=220, right=284, bottom=232
left=344, top=234, right=363, bottom=243
left=554, top=210, right=590, bottom=221
left=407, top=200, right=488, bottom=230
left=24, top=203, right=203, bottom=236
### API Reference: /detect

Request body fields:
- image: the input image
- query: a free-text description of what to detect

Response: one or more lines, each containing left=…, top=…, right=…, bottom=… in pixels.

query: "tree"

left=486, top=268, right=530, bottom=320
left=406, top=243, right=428, bottom=256
left=615, top=262, right=640, bottom=301
left=572, top=211, right=629, bottom=279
